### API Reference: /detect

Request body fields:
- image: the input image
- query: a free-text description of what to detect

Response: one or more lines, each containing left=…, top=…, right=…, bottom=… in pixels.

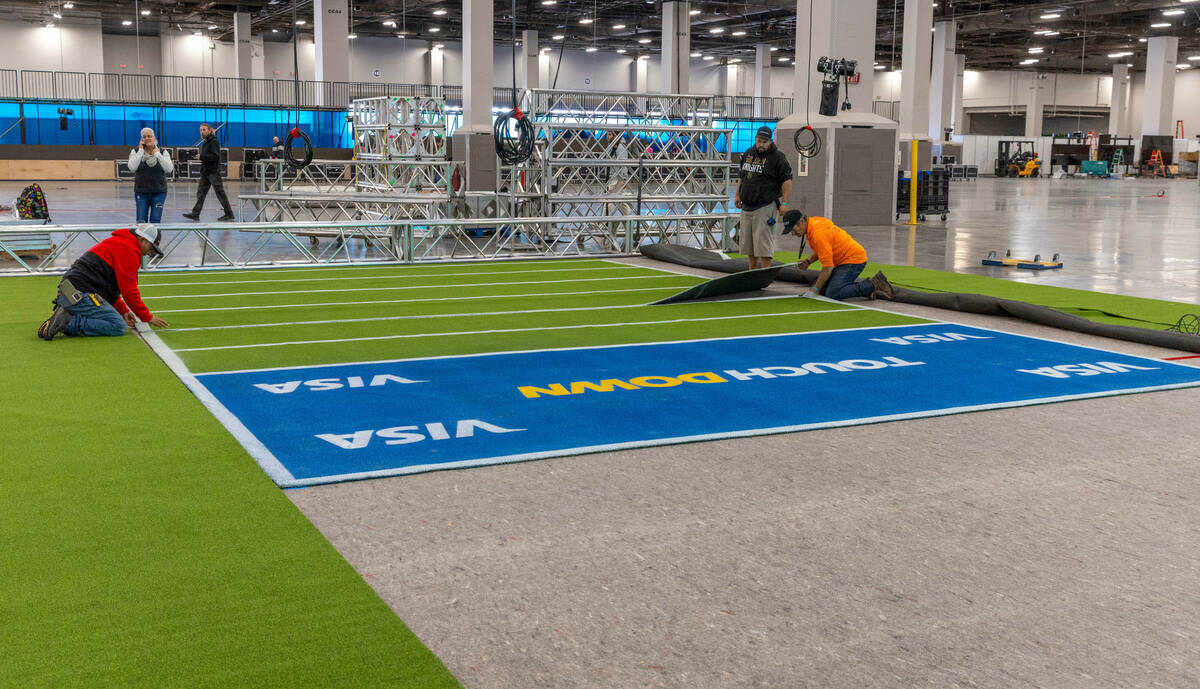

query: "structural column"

left=1109, top=63, right=1127, bottom=136
left=461, top=0, right=494, bottom=133
left=234, top=12, right=253, bottom=80
left=521, top=30, right=539, bottom=91
left=791, top=0, right=881, bottom=117
left=952, top=54, right=965, bottom=136
left=427, top=43, right=444, bottom=86
left=661, top=1, right=691, bottom=93
left=1024, top=73, right=1043, bottom=137
left=754, top=44, right=771, bottom=116
left=928, top=20, right=956, bottom=141
left=898, top=0, right=933, bottom=138
left=313, top=0, right=349, bottom=83
left=1141, top=36, right=1178, bottom=137
left=634, top=56, right=649, bottom=93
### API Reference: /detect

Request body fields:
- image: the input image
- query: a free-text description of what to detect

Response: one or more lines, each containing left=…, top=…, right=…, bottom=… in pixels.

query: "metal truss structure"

left=352, top=95, right=449, bottom=161
left=521, top=89, right=719, bottom=127
left=0, top=215, right=735, bottom=274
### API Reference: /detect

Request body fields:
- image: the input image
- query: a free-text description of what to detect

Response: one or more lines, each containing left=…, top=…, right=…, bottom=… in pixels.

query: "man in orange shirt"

left=781, top=210, right=895, bottom=301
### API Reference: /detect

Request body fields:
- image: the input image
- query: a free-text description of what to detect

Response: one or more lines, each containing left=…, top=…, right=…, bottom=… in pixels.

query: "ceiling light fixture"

left=1189, top=55, right=1200, bottom=60
left=383, top=20, right=395, bottom=26
left=1178, top=64, right=1191, bottom=68
left=122, top=19, right=132, bottom=25
left=1020, top=58, right=1039, bottom=65
left=586, top=46, right=598, bottom=52
left=638, top=37, right=651, bottom=43
left=689, top=7, right=700, bottom=13
left=62, top=2, right=73, bottom=7
left=295, top=20, right=305, bottom=25
left=271, top=28, right=278, bottom=33
left=540, top=0, right=555, bottom=4
left=729, top=58, right=740, bottom=63
left=208, top=24, right=217, bottom=29
left=347, top=33, right=357, bottom=39
left=1107, top=51, right=1133, bottom=58
left=428, top=26, right=439, bottom=32
left=580, top=17, right=593, bottom=24
left=140, top=9, right=150, bottom=15
left=1040, top=13, right=1060, bottom=19
left=1151, top=22, right=1170, bottom=27
left=690, top=51, right=700, bottom=57
left=613, top=23, right=625, bottom=29
left=709, top=27, right=723, bottom=34
left=1163, top=9, right=1184, bottom=15
left=702, top=55, right=714, bottom=60
left=433, top=8, right=447, bottom=15
left=615, top=48, right=626, bottom=53
left=45, top=22, right=55, bottom=27
left=1029, top=47, right=1043, bottom=53
left=778, top=57, right=790, bottom=63
left=1043, top=31, right=1059, bottom=36
left=770, top=47, right=778, bottom=51
left=52, top=12, right=61, bottom=18
left=1034, top=30, right=1050, bottom=34
left=731, top=30, right=746, bottom=36
left=874, top=64, right=885, bottom=69
left=553, top=34, right=564, bottom=40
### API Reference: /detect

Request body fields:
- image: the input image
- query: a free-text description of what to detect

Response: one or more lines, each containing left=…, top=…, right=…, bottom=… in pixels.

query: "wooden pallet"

left=982, top=250, right=1063, bottom=270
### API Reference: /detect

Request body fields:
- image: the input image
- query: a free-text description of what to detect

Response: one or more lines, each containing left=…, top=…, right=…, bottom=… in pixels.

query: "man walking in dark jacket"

left=38, top=225, right=170, bottom=339
left=182, top=123, right=235, bottom=221
left=735, top=126, right=793, bottom=269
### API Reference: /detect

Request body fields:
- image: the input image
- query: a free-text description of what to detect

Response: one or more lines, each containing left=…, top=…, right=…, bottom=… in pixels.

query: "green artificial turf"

left=752, top=251, right=1199, bottom=331
left=136, top=261, right=926, bottom=373
left=0, top=275, right=462, bottom=689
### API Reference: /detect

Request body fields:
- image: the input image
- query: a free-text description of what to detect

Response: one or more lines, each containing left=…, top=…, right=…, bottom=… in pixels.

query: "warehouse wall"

left=0, top=19, right=104, bottom=73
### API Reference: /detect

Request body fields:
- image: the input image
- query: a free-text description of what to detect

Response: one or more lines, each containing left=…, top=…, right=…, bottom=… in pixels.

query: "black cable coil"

left=494, top=108, right=534, bottom=166
left=283, top=126, right=313, bottom=169
left=794, top=125, right=821, bottom=159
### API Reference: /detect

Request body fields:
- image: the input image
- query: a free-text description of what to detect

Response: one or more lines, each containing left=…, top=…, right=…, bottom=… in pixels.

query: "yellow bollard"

left=908, top=139, right=919, bottom=226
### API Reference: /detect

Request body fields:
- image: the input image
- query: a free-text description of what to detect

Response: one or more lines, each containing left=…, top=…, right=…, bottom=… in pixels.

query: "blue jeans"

left=135, top=191, right=167, bottom=223
left=820, top=262, right=875, bottom=301
left=56, top=292, right=128, bottom=337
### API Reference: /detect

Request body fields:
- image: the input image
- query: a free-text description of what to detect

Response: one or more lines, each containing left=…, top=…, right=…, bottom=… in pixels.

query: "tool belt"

left=57, top=277, right=95, bottom=307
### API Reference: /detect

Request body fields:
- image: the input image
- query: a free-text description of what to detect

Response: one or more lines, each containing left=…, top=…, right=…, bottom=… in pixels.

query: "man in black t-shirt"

left=735, top=126, right=793, bottom=269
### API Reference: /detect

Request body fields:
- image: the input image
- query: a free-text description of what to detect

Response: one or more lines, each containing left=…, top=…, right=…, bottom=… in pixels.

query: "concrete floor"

left=3, top=176, right=1198, bottom=303
left=8, top=175, right=1200, bottom=687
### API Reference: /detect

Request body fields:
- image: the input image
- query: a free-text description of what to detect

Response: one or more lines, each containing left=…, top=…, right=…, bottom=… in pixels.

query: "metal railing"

left=873, top=100, right=900, bottom=123
left=0, top=69, right=795, bottom=120
left=0, top=215, right=736, bottom=273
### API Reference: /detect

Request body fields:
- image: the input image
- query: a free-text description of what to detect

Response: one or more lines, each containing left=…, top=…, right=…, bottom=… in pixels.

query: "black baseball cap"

left=780, top=209, right=806, bottom=235
left=755, top=126, right=773, bottom=140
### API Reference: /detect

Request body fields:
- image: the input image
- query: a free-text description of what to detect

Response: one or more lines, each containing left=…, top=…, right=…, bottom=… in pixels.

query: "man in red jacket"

left=38, top=224, right=170, bottom=340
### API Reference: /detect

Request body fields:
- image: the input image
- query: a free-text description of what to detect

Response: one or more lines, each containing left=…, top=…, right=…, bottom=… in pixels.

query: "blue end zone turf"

left=193, top=323, right=1200, bottom=487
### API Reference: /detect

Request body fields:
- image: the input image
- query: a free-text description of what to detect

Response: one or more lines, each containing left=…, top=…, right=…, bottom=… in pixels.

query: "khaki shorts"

left=738, top=204, right=777, bottom=258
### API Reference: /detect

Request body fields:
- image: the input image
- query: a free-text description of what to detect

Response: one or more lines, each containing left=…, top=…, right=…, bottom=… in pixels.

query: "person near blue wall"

left=129, top=128, right=173, bottom=223
left=182, top=123, right=235, bottom=222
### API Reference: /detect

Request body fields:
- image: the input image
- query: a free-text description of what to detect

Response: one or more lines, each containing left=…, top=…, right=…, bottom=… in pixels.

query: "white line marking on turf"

left=160, top=296, right=829, bottom=333
left=137, top=328, right=295, bottom=485
left=139, top=264, right=641, bottom=288
left=170, top=309, right=857, bottom=352
left=143, top=258, right=621, bottom=281
left=277, top=378, right=1200, bottom=488
left=144, top=275, right=692, bottom=300
left=196, top=322, right=928, bottom=377
left=151, top=284, right=701, bottom=314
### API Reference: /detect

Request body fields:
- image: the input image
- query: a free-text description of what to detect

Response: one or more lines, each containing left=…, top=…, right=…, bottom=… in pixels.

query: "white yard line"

left=161, top=296, right=825, bottom=333
left=143, top=258, right=617, bottom=281
left=151, top=284, right=700, bottom=314
left=143, top=275, right=694, bottom=300
left=170, top=309, right=855, bottom=352
left=140, top=264, right=641, bottom=288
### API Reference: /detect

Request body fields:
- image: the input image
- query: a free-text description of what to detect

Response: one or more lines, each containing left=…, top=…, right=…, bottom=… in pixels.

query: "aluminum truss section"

left=352, top=96, right=449, bottom=160
left=0, top=215, right=735, bottom=274
left=523, top=89, right=718, bottom=127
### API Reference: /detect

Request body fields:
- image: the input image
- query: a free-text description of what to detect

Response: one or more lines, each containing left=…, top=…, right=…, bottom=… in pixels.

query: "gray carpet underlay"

left=288, top=262, right=1200, bottom=689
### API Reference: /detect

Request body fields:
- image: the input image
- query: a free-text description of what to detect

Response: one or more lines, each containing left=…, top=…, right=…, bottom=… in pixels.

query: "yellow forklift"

left=995, top=140, right=1041, bottom=177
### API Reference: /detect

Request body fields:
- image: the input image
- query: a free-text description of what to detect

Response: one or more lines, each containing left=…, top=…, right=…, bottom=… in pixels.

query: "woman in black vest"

left=129, top=127, right=174, bottom=223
